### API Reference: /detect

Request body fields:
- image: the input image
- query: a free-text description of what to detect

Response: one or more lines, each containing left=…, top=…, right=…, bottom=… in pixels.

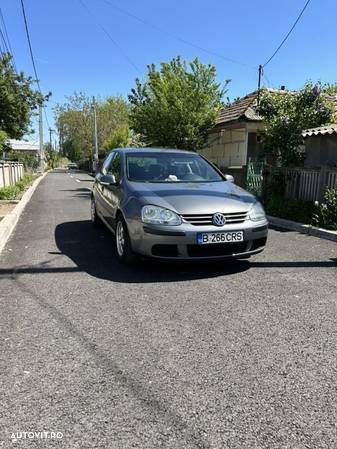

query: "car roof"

left=113, top=147, right=196, bottom=155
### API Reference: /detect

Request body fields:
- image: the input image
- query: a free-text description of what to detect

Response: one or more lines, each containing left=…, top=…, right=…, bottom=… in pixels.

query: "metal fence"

left=265, top=166, right=337, bottom=202
left=0, top=162, right=24, bottom=188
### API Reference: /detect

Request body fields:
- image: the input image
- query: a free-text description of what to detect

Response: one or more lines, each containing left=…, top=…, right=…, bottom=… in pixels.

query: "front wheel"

left=115, top=216, right=138, bottom=265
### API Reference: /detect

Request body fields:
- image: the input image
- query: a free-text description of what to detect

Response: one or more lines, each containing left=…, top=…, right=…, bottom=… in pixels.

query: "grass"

left=0, top=174, right=37, bottom=200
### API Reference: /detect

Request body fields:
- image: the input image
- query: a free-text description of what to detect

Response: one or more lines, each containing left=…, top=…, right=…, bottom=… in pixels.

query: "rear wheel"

left=91, top=197, right=102, bottom=227
left=115, top=215, right=137, bottom=265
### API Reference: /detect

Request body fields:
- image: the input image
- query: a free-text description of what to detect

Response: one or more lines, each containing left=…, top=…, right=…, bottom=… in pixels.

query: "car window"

left=107, top=152, right=121, bottom=182
left=126, top=152, right=223, bottom=183
left=101, top=152, right=115, bottom=175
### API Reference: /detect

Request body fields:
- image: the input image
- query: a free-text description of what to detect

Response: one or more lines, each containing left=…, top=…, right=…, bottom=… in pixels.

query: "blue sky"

left=2, top=0, right=337, bottom=141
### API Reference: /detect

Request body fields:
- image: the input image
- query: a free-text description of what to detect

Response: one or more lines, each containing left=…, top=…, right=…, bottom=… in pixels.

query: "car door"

left=101, top=151, right=122, bottom=228
left=95, top=151, right=115, bottom=221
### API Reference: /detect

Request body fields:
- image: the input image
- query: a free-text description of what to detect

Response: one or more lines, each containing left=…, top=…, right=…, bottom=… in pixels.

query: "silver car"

left=91, top=148, right=268, bottom=264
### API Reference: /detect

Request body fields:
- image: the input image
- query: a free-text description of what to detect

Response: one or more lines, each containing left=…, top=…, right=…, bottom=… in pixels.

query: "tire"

left=115, top=215, right=138, bottom=265
left=91, top=197, right=102, bottom=227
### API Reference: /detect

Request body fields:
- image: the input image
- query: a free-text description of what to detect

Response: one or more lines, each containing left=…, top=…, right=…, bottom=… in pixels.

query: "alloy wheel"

left=91, top=199, right=96, bottom=222
left=116, top=220, right=125, bottom=256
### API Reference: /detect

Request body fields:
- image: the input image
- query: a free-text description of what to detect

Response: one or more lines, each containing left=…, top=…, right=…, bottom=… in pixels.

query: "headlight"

left=249, top=202, right=266, bottom=221
left=141, top=205, right=182, bottom=226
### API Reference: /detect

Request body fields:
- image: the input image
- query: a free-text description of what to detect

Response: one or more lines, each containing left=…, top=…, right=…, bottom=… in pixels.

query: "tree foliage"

left=129, top=57, right=228, bottom=151
left=54, top=93, right=129, bottom=162
left=258, top=82, right=337, bottom=166
left=103, top=123, right=129, bottom=152
left=0, top=130, right=7, bottom=149
left=0, top=53, right=46, bottom=140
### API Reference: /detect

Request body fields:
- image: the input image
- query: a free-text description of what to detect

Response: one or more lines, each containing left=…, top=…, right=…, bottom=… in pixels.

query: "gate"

left=246, top=159, right=265, bottom=197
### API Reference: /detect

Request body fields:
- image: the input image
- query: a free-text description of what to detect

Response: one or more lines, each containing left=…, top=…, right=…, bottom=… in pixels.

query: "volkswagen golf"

left=91, top=148, right=268, bottom=264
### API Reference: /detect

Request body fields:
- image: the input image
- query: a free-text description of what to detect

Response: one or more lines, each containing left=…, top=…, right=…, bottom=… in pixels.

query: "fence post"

left=318, top=166, right=329, bottom=202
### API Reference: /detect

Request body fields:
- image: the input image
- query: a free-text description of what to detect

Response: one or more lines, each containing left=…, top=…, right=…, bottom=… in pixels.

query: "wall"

left=200, top=125, right=248, bottom=168
left=0, top=162, right=24, bottom=188
left=304, top=134, right=337, bottom=168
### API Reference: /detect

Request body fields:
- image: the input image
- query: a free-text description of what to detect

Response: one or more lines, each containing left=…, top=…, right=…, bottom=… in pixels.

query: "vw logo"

left=212, top=212, right=226, bottom=226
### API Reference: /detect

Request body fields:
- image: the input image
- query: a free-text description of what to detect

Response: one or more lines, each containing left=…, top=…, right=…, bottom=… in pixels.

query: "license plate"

left=197, top=231, right=244, bottom=245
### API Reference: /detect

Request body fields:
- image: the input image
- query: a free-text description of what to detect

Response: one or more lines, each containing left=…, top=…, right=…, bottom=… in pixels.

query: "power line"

left=20, top=0, right=41, bottom=91
left=0, top=27, right=9, bottom=54
left=263, top=0, right=312, bottom=67
left=100, top=0, right=255, bottom=70
left=20, top=0, right=50, bottom=128
left=78, top=0, right=140, bottom=73
left=0, top=7, right=17, bottom=70
left=0, top=38, right=4, bottom=56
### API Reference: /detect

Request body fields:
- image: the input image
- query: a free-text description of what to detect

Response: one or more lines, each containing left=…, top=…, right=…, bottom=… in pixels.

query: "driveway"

left=1, top=170, right=337, bottom=449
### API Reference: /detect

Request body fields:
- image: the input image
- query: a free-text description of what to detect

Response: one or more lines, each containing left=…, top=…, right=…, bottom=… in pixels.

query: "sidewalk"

left=267, top=215, right=337, bottom=243
left=0, top=172, right=48, bottom=253
left=0, top=201, right=19, bottom=222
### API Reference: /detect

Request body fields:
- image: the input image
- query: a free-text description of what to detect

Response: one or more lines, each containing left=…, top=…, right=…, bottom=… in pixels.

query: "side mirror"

left=100, top=174, right=118, bottom=186
left=225, top=174, right=234, bottom=183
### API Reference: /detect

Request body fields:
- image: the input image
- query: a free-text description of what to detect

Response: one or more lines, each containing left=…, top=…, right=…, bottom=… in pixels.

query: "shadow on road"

left=52, top=220, right=251, bottom=283
left=1, top=220, right=336, bottom=281
left=59, top=188, right=92, bottom=200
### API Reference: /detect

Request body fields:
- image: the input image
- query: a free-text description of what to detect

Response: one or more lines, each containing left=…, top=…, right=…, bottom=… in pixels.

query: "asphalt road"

left=1, top=170, right=337, bottom=449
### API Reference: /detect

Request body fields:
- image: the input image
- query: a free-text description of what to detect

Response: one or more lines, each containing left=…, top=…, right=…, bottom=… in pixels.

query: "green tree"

left=129, top=56, right=228, bottom=150
left=55, top=92, right=93, bottom=162
left=0, top=53, right=47, bottom=140
left=258, top=82, right=337, bottom=166
left=103, top=123, right=129, bottom=152
left=55, top=93, right=129, bottom=162
left=0, top=130, right=7, bottom=151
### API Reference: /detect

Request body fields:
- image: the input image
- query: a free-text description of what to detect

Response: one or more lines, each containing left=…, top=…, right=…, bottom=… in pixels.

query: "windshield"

left=126, top=152, right=223, bottom=183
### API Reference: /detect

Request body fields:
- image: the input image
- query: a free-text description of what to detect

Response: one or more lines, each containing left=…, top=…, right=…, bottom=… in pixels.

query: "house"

left=200, top=92, right=265, bottom=167
left=2, top=139, right=41, bottom=166
left=302, top=124, right=337, bottom=168
left=200, top=89, right=337, bottom=184
left=198, top=91, right=267, bottom=185
left=6, top=139, right=40, bottom=156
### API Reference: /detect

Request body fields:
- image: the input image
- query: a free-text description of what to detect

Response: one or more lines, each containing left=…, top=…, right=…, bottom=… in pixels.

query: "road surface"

left=1, top=170, right=337, bottom=449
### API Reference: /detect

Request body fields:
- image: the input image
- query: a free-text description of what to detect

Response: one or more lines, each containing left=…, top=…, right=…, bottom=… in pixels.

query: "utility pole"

left=92, top=96, right=99, bottom=173
left=39, top=103, right=44, bottom=172
left=257, top=64, right=263, bottom=107
left=49, top=127, right=54, bottom=148
left=58, top=126, right=63, bottom=156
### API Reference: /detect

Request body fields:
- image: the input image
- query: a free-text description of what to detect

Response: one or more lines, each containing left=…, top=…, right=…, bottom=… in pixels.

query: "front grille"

left=152, top=244, right=178, bottom=257
left=187, top=242, right=248, bottom=257
left=181, top=211, right=248, bottom=226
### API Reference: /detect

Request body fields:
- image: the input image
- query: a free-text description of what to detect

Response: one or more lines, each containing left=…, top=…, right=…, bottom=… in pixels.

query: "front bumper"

left=128, top=218, right=268, bottom=261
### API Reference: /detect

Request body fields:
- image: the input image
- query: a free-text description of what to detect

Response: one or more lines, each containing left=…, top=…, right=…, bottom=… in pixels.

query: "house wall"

left=200, top=125, right=248, bottom=168
left=201, top=121, right=266, bottom=169
left=304, top=134, right=337, bottom=168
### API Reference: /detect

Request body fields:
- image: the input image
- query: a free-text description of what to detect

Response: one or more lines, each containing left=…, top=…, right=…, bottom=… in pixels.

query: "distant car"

left=67, top=162, right=78, bottom=170
left=91, top=148, right=268, bottom=264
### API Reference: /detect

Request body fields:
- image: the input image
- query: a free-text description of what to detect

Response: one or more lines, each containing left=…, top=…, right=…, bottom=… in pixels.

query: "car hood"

left=128, top=181, right=256, bottom=214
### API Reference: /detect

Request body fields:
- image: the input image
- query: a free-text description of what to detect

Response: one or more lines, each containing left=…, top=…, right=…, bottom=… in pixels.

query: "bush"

left=0, top=185, right=20, bottom=200
left=0, top=174, right=35, bottom=200
left=312, top=188, right=337, bottom=231
left=7, top=151, right=39, bottom=170
left=264, top=194, right=316, bottom=224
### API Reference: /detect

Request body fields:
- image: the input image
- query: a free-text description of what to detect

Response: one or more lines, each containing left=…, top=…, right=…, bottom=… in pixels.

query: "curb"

left=267, top=215, right=337, bottom=243
left=0, top=171, right=49, bottom=254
